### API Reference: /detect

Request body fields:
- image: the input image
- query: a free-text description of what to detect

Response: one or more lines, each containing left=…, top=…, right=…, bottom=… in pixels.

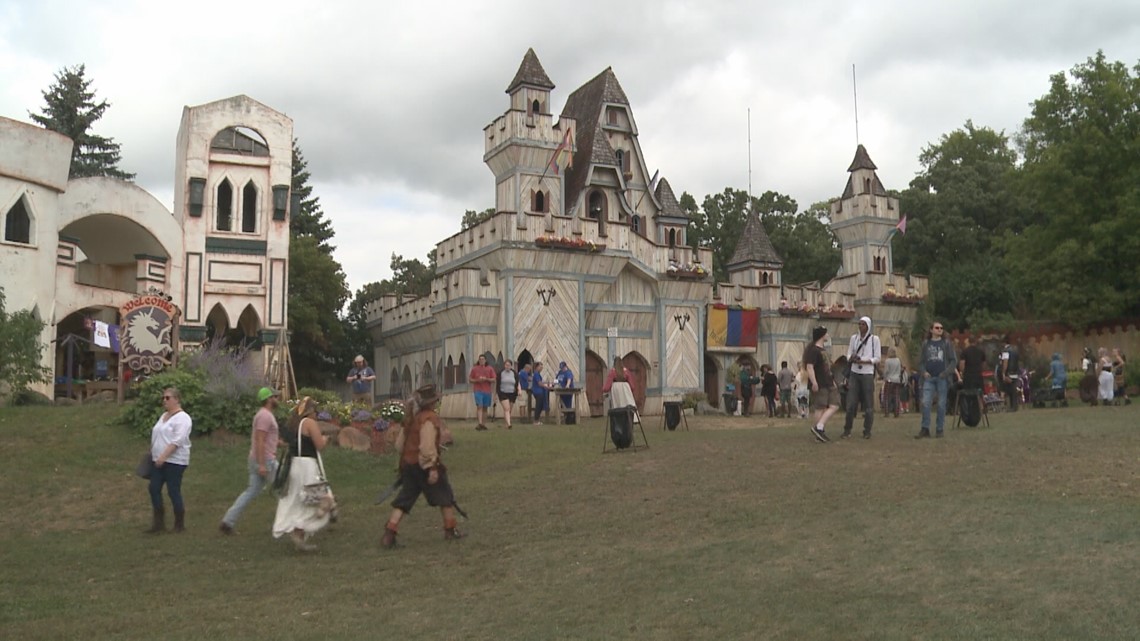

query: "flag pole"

left=852, top=63, right=860, bottom=146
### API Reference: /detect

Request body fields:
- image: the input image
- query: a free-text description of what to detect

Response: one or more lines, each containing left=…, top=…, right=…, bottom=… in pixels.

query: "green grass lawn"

left=1, top=402, right=1137, bottom=640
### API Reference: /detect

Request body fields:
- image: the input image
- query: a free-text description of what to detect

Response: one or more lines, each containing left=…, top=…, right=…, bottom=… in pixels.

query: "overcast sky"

left=3, top=0, right=1140, bottom=297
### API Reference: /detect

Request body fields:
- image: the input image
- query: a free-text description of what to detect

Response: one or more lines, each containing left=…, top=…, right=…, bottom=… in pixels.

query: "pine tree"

left=29, top=64, right=135, bottom=181
left=287, top=140, right=349, bottom=386
left=290, top=141, right=335, bottom=252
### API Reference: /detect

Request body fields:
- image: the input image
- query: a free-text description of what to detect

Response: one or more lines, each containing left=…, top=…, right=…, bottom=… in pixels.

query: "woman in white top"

left=273, top=397, right=332, bottom=552
left=1097, top=347, right=1115, bottom=404
left=148, top=387, right=193, bottom=533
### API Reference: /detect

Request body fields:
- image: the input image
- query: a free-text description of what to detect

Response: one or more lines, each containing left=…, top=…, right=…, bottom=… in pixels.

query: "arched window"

left=445, top=356, right=455, bottom=389
left=863, top=177, right=872, bottom=194
left=242, top=181, right=257, bottom=233
left=668, top=228, right=677, bottom=247
left=614, top=150, right=624, bottom=173
left=761, top=271, right=770, bottom=285
left=531, top=99, right=541, bottom=115
left=534, top=190, right=546, bottom=213
left=457, top=354, right=467, bottom=385
left=216, top=179, right=233, bottom=231
left=588, top=191, right=605, bottom=220
left=631, top=215, right=641, bottom=235
left=4, top=196, right=31, bottom=244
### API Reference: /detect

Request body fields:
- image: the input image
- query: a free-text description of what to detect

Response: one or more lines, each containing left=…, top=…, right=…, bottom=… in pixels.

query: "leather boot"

left=380, top=524, right=399, bottom=549
left=172, top=509, right=185, bottom=533
left=146, top=507, right=165, bottom=534
left=443, top=517, right=466, bottom=541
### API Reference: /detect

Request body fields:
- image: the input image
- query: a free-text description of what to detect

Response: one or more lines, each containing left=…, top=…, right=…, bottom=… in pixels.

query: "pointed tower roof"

left=728, top=211, right=783, bottom=269
left=506, top=48, right=555, bottom=93
left=558, top=67, right=631, bottom=211
left=654, top=177, right=688, bottom=219
left=847, top=144, right=878, bottom=171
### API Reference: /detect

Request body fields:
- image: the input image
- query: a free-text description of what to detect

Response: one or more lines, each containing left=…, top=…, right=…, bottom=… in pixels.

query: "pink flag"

left=895, top=214, right=907, bottom=235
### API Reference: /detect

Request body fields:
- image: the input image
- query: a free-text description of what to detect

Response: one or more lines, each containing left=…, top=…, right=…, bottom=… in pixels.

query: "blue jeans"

left=921, top=377, right=949, bottom=433
left=148, top=461, right=187, bottom=512
left=221, top=458, right=278, bottom=527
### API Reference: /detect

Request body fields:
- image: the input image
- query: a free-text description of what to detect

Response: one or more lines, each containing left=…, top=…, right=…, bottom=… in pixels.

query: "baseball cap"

left=258, top=387, right=280, bottom=402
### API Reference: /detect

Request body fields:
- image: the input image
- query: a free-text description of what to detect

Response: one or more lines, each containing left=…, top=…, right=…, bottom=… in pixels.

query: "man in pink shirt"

left=220, top=387, right=281, bottom=534
left=469, top=355, right=496, bottom=431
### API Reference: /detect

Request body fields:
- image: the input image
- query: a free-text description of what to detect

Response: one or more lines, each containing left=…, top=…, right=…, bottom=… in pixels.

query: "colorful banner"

left=706, top=305, right=759, bottom=348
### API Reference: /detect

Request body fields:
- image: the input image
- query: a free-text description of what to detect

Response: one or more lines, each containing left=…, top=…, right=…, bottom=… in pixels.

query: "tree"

left=290, top=141, right=335, bottom=252
left=339, top=281, right=387, bottom=375
left=894, top=121, right=1023, bottom=328
left=687, top=187, right=762, bottom=283
left=1006, top=51, right=1140, bottom=326
left=287, top=140, right=349, bottom=386
left=764, top=201, right=841, bottom=285
left=288, top=236, right=349, bottom=386
left=0, top=287, right=50, bottom=397
left=29, top=64, right=134, bottom=180
left=460, top=207, right=495, bottom=230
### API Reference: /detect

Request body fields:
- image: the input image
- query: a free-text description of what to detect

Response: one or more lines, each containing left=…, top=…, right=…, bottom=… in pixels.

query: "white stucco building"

left=0, top=95, right=292, bottom=397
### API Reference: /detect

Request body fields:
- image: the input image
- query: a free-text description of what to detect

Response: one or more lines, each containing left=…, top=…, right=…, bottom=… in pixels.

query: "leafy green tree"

left=0, top=287, right=51, bottom=397
left=688, top=187, right=764, bottom=282
left=1005, top=51, right=1140, bottom=326
left=763, top=201, right=841, bottom=285
left=894, top=121, right=1023, bottom=328
left=461, top=207, right=496, bottom=230
left=29, top=64, right=134, bottom=180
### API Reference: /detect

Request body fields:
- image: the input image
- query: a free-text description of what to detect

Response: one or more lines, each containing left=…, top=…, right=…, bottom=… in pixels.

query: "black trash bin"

left=608, top=408, right=634, bottom=449
left=722, top=393, right=738, bottom=414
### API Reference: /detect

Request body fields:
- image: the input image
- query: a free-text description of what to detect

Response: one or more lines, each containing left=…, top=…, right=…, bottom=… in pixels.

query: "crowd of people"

left=141, top=329, right=1129, bottom=547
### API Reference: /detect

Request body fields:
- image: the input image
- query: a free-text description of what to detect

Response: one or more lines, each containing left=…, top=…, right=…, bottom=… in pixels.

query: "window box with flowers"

left=778, top=306, right=817, bottom=317
left=819, top=309, right=856, bottom=320
left=665, top=262, right=708, bottom=279
left=881, top=291, right=924, bottom=305
left=535, top=235, right=603, bottom=252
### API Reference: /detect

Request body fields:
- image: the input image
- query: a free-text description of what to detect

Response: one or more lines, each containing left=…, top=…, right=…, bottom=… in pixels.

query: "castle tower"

left=172, top=95, right=293, bottom=365
left=484, top=49, right=573, bottom=224
left=829, top=145, right=901, bottom=283
left=727, top=210, right=783, bottom=287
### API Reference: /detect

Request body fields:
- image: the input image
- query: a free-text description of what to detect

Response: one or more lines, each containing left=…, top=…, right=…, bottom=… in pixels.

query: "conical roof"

left=654, top=177, right=687, bottom=219
left=506, top=48, right=555, bottom=93
left=847, top=144, right=878, bottom=171
left=728, top=210, right=783, bottom=268
left=559, top=67, right=631, bottom=211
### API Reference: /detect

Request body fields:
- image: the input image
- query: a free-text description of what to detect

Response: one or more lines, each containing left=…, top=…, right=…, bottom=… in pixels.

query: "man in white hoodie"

left=842, top=316, right=881, bottom=439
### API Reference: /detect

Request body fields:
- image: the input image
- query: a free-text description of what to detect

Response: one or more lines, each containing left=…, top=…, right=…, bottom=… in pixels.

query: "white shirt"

left=151, top=410, right=193, bottom=466
left=846, top=332, right=882, bottom=376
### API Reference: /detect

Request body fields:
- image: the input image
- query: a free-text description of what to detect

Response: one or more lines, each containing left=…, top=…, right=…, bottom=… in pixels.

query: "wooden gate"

left=622, top=352, right=648, bottom=411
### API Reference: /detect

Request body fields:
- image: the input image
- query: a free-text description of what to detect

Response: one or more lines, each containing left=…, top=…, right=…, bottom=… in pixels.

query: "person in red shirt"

left=468, top=355, right=496, bottom=431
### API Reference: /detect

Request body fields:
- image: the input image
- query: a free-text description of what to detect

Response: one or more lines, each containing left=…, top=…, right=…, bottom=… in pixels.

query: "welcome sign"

left=119, top=288, right=180, bottom=374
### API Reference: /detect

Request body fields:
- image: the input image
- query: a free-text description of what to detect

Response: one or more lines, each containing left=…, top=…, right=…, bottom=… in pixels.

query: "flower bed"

left=535, top=236, right=603, bottom=252
left=881, top=292, right=924, bottom=305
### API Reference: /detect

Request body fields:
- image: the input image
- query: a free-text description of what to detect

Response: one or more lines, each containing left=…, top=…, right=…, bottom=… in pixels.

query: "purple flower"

left=316, top=410, right=333, bottom=422
left=353, top=409, right=373, bottom=422
left=373, top=418, right=390, bottom=432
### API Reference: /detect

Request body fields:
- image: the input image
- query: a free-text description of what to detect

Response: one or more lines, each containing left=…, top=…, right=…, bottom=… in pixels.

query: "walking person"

left=916, top=321, right=957, bottom=439
left=381, top=384, right=466, bottom=548
left=760, top=365, right=778, bottom=417
left=495, top=359, right=519, bottom=429
left=531, top=362, right=552, bottom=425
left=518, top=362, right=534, bottom=422
left=738, top=363, right=760, bottom=416
left=841, top=316, right=881, bottom=439
left=1097, top=347, right=1115, bottom=405
left=804, top=326, right=841, bottom=442
left=1112, top=348, right=1129, bottom=405
left=882, top=347, right=902, bottom=417
left=147, top=387, right=193, bottom=533
left=220, top=387, right=281, bottom=535
left=998, top=338, right=1022, bottom=412
left=346, top=355, right=376, bottom=405
left=273, top=397, right=334, bottom=552
left=469, top=354, right=496, bottom=431
left=777, top=361, right=794, bottom=417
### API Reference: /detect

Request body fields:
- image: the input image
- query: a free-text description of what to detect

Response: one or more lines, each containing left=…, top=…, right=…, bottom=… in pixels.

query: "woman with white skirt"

left=603, top=356, right=640, bottom=423
left=273, top=397, right=334, bottom=551
left=1097, top=348, right=1115, bottom=405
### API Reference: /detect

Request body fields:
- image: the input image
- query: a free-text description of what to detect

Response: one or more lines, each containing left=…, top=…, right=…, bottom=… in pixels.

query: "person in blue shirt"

left=555, top=361, right=575, bottom=409
left=518, top=363, right=533, bottom=419
left=531, top=362, right=550, bottom=425
left=1047, top=353, right=1068, bottom=404
left=346, top=355, right=376, bottom=405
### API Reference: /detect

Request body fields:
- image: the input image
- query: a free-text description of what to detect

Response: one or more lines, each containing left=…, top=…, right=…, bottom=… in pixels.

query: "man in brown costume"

left=381, top=384, right=465, bottom=547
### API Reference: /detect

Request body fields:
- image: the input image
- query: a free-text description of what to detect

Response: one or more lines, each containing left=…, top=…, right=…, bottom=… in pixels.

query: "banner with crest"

left=119, top=288, right=180, bottom=375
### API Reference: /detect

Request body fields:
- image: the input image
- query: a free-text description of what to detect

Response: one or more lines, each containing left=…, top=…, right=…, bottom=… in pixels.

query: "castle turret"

left=829, top=145, right=900, bottom=283
left=727, top=210, right=783, bottom=287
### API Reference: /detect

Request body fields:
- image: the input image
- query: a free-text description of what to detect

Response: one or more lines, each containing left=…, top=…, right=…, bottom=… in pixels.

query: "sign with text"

left=119, top=289, right=180, bottom=375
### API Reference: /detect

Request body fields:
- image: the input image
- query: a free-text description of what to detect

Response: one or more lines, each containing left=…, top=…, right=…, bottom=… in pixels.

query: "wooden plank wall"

left=665, top=304, right=700, bottom=389
left=512, top=277, right=581, bottom=370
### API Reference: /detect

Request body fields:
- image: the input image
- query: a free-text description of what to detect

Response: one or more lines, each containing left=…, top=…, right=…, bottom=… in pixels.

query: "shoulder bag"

left=136, top=452, right=154, bottom=480
left=271, top=443, right=293, bottom=497
left=298, top=419, right=331, bottom=507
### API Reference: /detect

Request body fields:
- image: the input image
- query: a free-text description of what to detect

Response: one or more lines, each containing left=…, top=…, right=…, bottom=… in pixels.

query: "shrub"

left=681, top=391, right=706, bottom=410
left=296, top=386, right=341, bottom=407
left=118, top=339, right=266, bottom=437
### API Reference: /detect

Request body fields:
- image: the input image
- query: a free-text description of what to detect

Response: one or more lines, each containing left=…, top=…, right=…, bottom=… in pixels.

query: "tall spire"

left=847, top=144, right=878, bottom=171
left=728, top=210, right=783, bottom=269
left=506, top=48, right=555, bottom=93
